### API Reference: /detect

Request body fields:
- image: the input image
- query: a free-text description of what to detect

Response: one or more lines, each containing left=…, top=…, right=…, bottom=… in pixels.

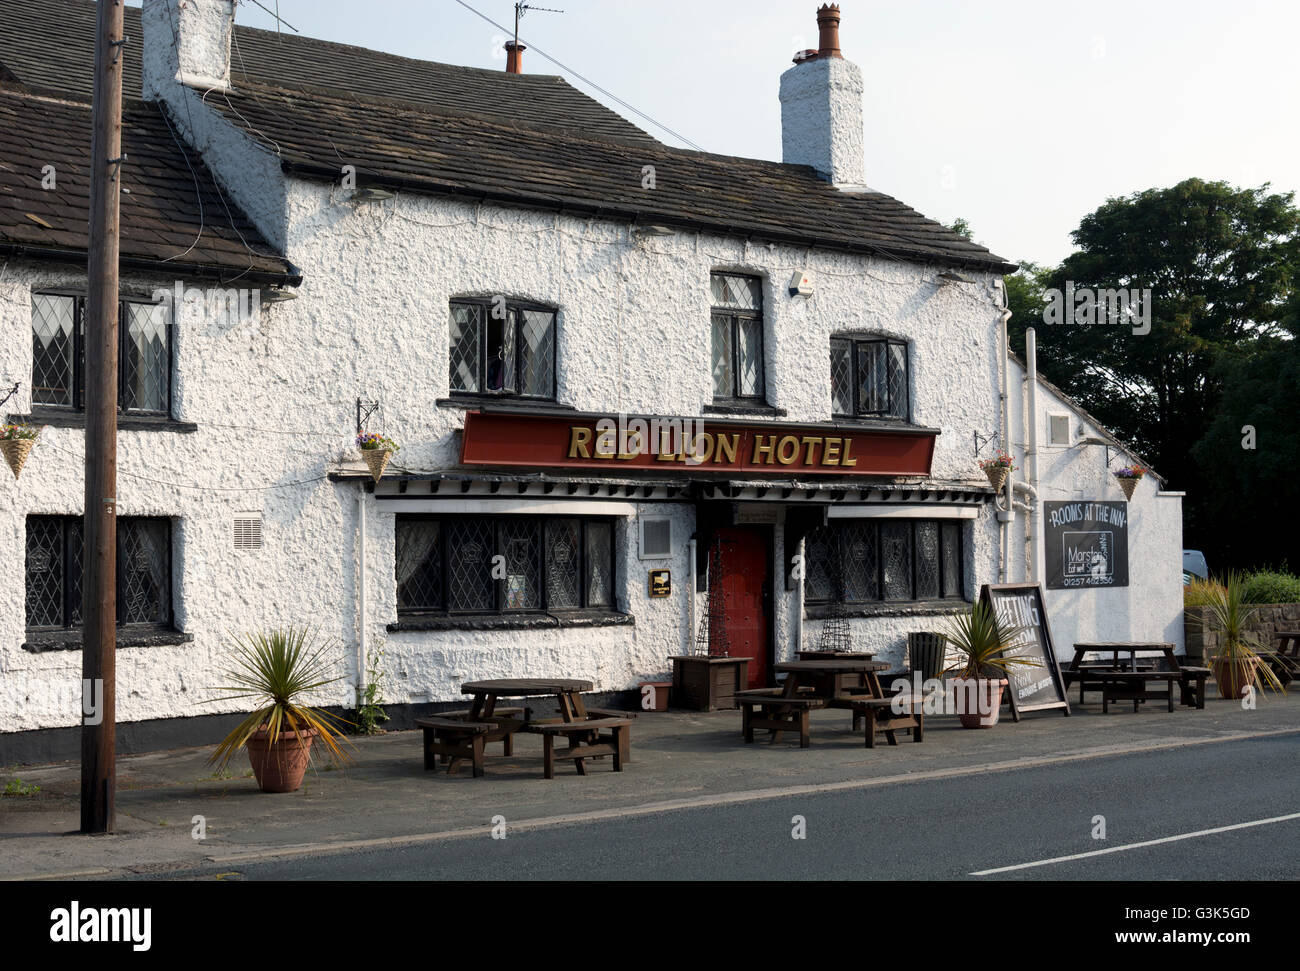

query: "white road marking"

left=970, top=811, right=1300, bottom=876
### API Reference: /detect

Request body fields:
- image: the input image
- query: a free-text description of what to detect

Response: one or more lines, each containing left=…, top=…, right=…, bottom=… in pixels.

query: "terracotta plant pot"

left=983, top=465, right=1010, bottom=493
left=1115, top=474, right=1140, bottom=501
left=245, top=727, right=317, bottom=792
left=1211, top=657, right=1258, bottom=700
left=952, top=677, right=1008, bottom=728
left=1, top=438, right=35, bottom=479
left=361, top=448, right=392, bottom=483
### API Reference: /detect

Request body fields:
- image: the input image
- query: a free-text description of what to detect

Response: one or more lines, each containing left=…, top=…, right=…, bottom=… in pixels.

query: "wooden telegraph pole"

left=81, top=0, right=126, bottom=834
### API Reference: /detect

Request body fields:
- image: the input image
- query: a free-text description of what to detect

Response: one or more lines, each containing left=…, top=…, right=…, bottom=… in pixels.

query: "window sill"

left=703, top=402, right=787, bottom=417
left=437, top=397, right=571, bottom=412
left=805, top=600, right=970, bottom=620
left=12, top=408, right=198, bottom=434
left=22, top=627, right=193, bottom=653
left=388, top=610, right=633, bottom=633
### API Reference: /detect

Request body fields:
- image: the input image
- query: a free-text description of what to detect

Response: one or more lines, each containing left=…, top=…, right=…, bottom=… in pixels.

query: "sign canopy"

left=460, top=410, right=938, bottom=478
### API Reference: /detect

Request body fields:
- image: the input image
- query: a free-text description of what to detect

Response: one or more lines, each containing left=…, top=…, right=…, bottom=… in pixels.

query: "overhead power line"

left=450, top=0, right=706, bottom=152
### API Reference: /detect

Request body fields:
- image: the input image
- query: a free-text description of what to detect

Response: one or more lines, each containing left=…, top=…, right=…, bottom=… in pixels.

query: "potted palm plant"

left=208, top=627, right=352, bottom=792
left=1192, top=572, right=1285, bottom=700
left=940, top=601, right=1040, bottom=728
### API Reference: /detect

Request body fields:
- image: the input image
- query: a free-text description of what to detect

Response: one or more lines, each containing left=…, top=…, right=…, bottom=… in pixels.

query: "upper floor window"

left=805, top=519, right=964, bottom=605
left=31, top=293, right=172, bottom=415
left=448, top=298, right=556, bottom=400
left=710, top=272, right=765, bottom=402
left=396, top=515, right=614, bottom=615
left=25, top=515, right=172, bottom=630
left=830, top=335, right=909, bottom=421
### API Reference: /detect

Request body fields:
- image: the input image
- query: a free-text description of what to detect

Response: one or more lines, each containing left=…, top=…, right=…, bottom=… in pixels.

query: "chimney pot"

left=505, top=40, right=526, bottom=74
left=816, top=3, right=843, bottom=58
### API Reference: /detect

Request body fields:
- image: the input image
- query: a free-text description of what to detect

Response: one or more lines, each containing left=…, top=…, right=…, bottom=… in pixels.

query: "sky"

left=136, top=0, right=1300, bottom=267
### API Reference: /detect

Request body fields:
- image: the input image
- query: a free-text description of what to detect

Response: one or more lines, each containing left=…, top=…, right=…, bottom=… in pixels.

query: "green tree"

left=1192, top=292, right=1300, bottom=568
left=1011, top=179, right=1300, bottom=563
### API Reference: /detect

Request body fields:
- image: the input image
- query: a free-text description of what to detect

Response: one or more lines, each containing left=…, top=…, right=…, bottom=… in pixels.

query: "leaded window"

left=396, top=515, right=617, bottom=615
left=25, top=516, right=172, bottom=630
left=804, top=519, right=964, bottom=604
left=830, top=335, right=909, bottom=420
left=710, top=272, right=765, bottom=401
left=448, top=298, right=556, bottom=399
left=30, top=293, right=173, bottom=414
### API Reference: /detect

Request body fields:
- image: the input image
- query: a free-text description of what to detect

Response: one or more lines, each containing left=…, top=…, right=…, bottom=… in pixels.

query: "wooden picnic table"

left=1263, top=632, right=1300, bottom=685
left=737, top=659, right=922, bottom=748
left=1066, top=642, right=1207, bottom=712
left=461, top=677, right=594, bottom=723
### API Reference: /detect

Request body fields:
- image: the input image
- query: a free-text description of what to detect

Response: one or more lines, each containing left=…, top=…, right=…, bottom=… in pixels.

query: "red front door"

left=714, top=527, right=770, bottom=689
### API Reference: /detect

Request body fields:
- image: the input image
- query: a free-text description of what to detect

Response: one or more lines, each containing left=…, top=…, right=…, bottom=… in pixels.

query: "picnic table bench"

left=524, top=717, right=632, bottom=779
left=736, top=687, right=827, bottom=748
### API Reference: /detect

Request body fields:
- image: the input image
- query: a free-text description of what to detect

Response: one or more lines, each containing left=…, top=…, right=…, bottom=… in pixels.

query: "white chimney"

left=141, top=0, right=235, bottom=98
left=779, top=4, right=866, bottom=189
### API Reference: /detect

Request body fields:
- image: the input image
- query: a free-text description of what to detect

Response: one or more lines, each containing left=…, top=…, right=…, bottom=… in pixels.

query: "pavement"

left=2, top=688, right=1298, bottom=880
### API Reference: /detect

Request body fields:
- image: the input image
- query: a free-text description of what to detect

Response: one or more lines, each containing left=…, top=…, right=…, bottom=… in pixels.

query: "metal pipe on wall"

left=357, top=483, right=368, bottom=709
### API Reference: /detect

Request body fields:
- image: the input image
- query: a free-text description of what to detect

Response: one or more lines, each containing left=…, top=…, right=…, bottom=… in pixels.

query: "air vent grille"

left=233, top=514, right=263, bottom=551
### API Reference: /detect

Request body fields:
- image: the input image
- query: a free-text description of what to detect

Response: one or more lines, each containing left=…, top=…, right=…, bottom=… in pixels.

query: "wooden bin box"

left=668, top=656, right=751, bottom=711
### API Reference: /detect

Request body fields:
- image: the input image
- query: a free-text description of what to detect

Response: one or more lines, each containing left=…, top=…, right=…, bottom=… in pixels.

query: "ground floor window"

left=25, top=516, right=172, bottom=629
left=805, top=519, right=964, bottom=604
left=396, top=515, right=616, bottom=615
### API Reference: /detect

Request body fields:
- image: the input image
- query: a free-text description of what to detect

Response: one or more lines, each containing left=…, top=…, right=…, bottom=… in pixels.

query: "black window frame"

left=24, top=515, right=174, bottom=631
left=30, top=291, right=175, bottom=417
left=804, top=519, right=964, bottom=605
left=830, top=335, right=910, bottom=421
left=395, top=514, right=616, bottom=617
left=710, top=272, right=766, bottom=404
left=447, top=297, right=558, bottom=401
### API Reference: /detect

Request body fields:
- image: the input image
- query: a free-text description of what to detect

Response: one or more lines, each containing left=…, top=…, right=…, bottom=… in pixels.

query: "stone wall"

left=1183, top=603, right=1300, bottom=660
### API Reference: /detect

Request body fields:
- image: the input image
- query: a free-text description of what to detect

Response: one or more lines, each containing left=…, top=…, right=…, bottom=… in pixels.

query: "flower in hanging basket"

left=355, top=432, right=399, bottom=483
left=978, top=451, right=1016, bottom=491
left=1, top=423, right=40, bottom=480
left=1114, top=465, right=1145, bottom=501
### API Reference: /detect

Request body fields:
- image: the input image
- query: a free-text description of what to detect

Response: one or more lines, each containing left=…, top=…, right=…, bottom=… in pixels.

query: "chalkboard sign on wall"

left=979, top=583, right=1071, bottom=719
left=1044, top=501, right=1129, bottom=590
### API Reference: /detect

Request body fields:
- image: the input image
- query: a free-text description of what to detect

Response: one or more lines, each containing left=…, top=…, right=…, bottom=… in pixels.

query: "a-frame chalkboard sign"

left=979, top=583, right=1071, bottom=720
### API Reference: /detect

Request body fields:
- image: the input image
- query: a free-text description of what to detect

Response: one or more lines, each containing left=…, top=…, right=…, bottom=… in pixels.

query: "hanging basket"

left=982, top=464, right=1010, bottom=493
left=1, top=438, right=35, bottom=480
left=362, top=448, right=392, bottom=483
left=1115, top=474, right=1140, bottom=501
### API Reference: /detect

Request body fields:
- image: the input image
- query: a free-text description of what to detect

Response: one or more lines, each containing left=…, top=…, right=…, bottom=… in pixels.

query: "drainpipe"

left=1026, top=327, right=1041, bottom=582
left=357, top=483, right=368, bottom=709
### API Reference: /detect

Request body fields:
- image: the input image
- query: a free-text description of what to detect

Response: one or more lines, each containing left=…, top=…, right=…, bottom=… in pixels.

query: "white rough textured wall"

left=779, top=56, right=866, bottom=187
left=1005, top=356, right=1185, bottom=654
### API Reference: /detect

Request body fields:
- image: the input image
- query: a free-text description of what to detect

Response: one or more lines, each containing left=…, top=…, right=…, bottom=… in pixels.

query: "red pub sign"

left=460, top=411, right=937, bottom=477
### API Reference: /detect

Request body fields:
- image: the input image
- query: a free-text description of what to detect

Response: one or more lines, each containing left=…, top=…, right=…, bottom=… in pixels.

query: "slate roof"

left=0, top=89, right=295, bottom=283
left=0, top=0, right=655, bottom=144
left=0, top=0, right=1016, bottom=273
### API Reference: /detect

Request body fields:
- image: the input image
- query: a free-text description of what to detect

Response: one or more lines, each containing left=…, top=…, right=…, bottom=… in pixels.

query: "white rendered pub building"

left=0, top=2, right=1184, bottom=759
